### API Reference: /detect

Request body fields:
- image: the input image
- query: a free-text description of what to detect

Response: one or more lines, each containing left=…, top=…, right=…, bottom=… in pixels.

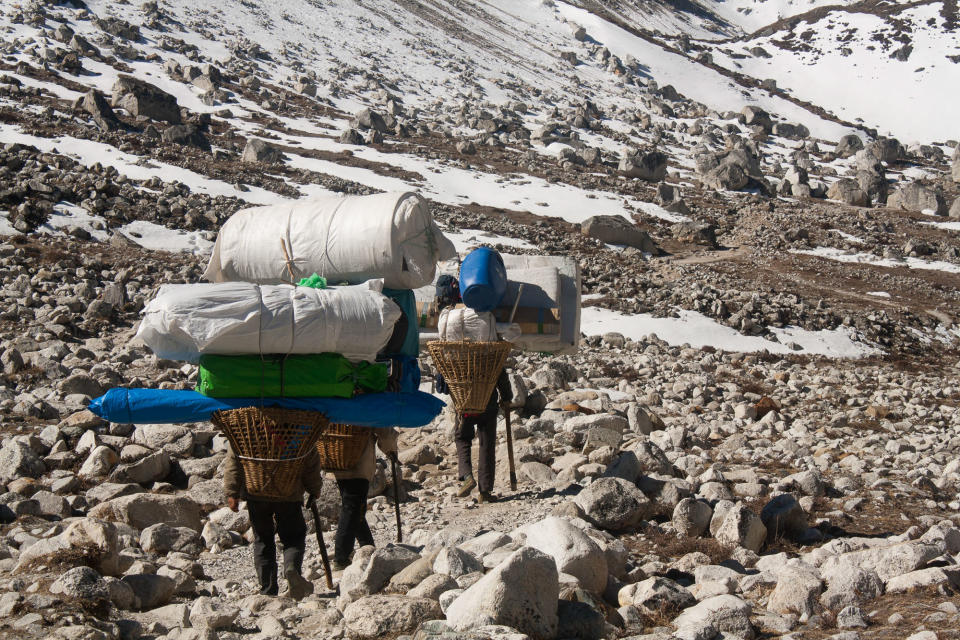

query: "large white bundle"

left=136, top=281, right=401, bottom=363
left=438, top=307, right=497, bottom=342
left=203, top=191, right=456, bottom=289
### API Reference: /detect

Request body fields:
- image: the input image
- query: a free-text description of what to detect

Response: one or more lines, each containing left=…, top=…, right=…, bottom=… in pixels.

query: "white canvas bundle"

left=438, top=307, right=498, bottom=342
left=203, top=191, right=456, bottom=289
left=136, top=281, right=401, bottom=363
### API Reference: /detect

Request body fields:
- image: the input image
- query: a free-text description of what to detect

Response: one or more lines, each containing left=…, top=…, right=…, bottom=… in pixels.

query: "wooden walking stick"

left=504, top=403, right=517, bottom=491
left=308, top=498, right=334, bottom=590
left=390, top=452, right=403, bottom=543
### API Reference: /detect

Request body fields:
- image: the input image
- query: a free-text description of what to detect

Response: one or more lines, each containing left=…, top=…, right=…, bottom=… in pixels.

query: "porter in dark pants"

left=248, top=500, right=307, bottom=595
left=334, top=478, right=375, bottom=567
left=440, top=368, right=513, bottom=497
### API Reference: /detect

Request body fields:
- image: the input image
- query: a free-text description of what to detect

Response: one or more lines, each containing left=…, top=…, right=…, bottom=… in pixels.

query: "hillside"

left=0, top=1, right=959, bottom=639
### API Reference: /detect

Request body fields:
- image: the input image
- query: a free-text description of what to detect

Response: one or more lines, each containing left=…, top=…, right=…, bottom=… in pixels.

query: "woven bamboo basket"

left=427, top=340, right=512, bottom=413
left=211, top=407, right=328, bottom=499
left=315, top=423, right=373, bottom=470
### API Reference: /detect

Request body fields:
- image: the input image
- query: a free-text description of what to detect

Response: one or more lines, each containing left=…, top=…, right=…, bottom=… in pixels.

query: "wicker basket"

left=315, top=423, right=372, bottom=470
left=211, top=407, right=328, bottom=499
left=427, top=340, right=512, bottom=413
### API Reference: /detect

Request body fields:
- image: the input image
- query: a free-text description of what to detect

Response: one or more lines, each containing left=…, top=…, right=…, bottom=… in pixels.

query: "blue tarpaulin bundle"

left=89, top=388, right=444, bottom=428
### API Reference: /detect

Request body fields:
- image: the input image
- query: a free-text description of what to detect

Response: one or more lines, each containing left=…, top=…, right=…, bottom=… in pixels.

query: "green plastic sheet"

left=196, top=353, right=387, bottom=398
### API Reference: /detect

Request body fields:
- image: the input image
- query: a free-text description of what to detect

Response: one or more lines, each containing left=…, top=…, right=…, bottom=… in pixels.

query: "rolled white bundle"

left=203, top=191, right=456, bottom=289
left=136, top=281, right=401, bottom=363
left=438, top=307, right=498, bottom=342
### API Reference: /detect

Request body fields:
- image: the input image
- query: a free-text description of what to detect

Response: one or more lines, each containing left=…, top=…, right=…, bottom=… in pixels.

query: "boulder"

left=888, top=182, right=948, bottom=215
left=80, top=90, right=122, bottom=131
left=111, top=75, right=181, bottom=124
left=133, top=425, right=194, bottom=456
left=581, top=215, right=658, bottom=253
left=189, top=597, right=240, bottom=630
left=819, top=541, right=941, bottom=583
left=343, top=595, right=442, bottom=639
left=673, top=498, right=713, bottom=538
left=0, top=440, right=46, bottom=483
left=88, top=494, right=202, bottom=531
left=715, top=505, right=766, bottom=553
left=619, top=576, right=695, bottom=615
left=819, top=566, right=883, bottom=611
left=446, top=546, right=559, bottom=640
left=827, top=179, right=870, bottom=207
left=741, top=106, right=772, bottom=132
left=619, top=150, right=668, bottom=181
left=523, top=517, right=607, bottom=592
left=673, top=594, right=755, bottom=640
left=834, top=134, right=864, bottom=158
left=339, top=544, right=421, bottom=604
left=949, top=197, right=960, bottom=219
left=556, top=599, right=606, bottom=640
left=50, top=566, right=110, bottom=603
left=78, top=445, right=119, bottom=478
left=352, top=108, right=388, bottom=133
left=573, top=477, right=650, bottom=531
left=15, top=517, right=120, bottom=576
left=760, top=494, right=808, bottom=542
left=241, top=138, right=284, bottom=164
left=767, top=566, right=822, bottom=617
left=140, top=523, right=202, bottom=555
left=109, top=450, right=170, bottom=484
left=161, top=124, right=210, bottom=151
left=121, top=573, right=176, bottom=610
left=434, top=546, right=484, bottom=578
left=408, top=573, right=459, bottom=600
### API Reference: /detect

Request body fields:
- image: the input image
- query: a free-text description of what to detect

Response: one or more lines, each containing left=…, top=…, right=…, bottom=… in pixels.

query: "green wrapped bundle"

left=196, top=353, right=388, bottom=398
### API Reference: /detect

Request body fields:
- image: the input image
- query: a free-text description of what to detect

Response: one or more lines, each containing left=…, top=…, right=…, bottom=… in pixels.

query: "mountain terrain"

left=0, top=1, right=959, bottom=639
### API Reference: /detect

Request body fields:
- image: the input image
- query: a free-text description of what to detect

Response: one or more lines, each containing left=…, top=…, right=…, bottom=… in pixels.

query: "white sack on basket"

left=438, top=307, right=497, bottom=342
left=203, top=191, right=456, bottom=289
left=136, top=281, right=401, bottom=363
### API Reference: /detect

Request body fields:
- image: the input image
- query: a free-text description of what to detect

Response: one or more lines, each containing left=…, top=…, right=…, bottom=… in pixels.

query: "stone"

left=342, top=595, right=441, bottom=639
left=556, top=599, right=605, bottom=640
left=949, top=197, right=960, bottom=218
left=760, top=494, right=808, bottom=542
left=767, top=566, right=822, bottom=617
left=673, top=594, right=755, bottom=640
left=885, top=566, right=960, bottom=593
left=399, top=443, right=439, bottom=466
left=820, top=566, right=884, bottom=611
left=121, top=573, right=176, bottom=610
left=819, top=541, right=942, bottom=583
left=104, top=576, right=137, bottom=610
left=780, top=470, right=825, bottom=497
left=133, top=425, right=194, bottom=456
left=339, top=543, right=420, bottom=604
left=573, top=477, right=651, bottom=531
left=15, top=517, right=120, bottom=576
left=161, top=124, right=210, bottom=150
left=835, top=134, right=864, bottom=158
left=434, top=546, right=484, bottom=578
left=523, top=517, right=607, bottom=592
left=715, top=505, right=767, bottom=553
left=837, top=605, right=868, bottom=629
left=31, top=489, right=71, bottom=519
left=446, top=546, right=559, bottom=640
left=111, top=75, right=181, bottom=123
left=79, top=445, right=119, bottom=477
left=50, top=566, right=110, bottom=602
left=888, top=182, right=948, bottom=215
left=140, top=523, right=202, bottom=555
left=581, top=215, right=658, bottom=253
left=672, top=498, right=713, bottom=538
left=241, top=138, right=284, bottom=163
left=827, top=179, right=870, bottom=207
left=110, top=450, right=170, bottom=484
left=0, top=440, right=46, bottom=483
left=88, top=493, right=203, bottom=531
left=352, top=108, right=388, bottom=133
left=619, top=149, right=668, bottom=181
left=189, top=596, right=240, bottom=630
left=408, top=573, right=459, bottom=600
left=619, top=576, right=696, bottom=615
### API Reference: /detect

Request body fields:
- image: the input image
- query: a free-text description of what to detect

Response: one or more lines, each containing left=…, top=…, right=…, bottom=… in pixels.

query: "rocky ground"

left=1, top=1, right=960, bottom=640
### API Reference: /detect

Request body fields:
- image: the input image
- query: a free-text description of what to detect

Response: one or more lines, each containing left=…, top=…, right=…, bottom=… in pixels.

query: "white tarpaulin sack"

left=136, top=281, right=401, bottom=363
left=203, top=191, right=456, bottom=289
left=438, top=307, right=498, bottom=342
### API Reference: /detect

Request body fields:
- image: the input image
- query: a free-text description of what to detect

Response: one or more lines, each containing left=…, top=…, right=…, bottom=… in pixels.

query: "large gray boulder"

left=619, top=576, right=695, bottom=616
left=50, top=566, right=111, bottom=603
left=140, top=523, right=202, bottom=555
left=888, top=182, right=948, bottom=215
left=339, top=544, right=421, bottom=605
left=0, top=440, right=45, bottom=483
left=834, top=134, right=864, bottom=158
left=819, top=566, right=883, bottom=611
left=819, top=541, right=941, bottom=583
left=15, top=518, right=120, bottom=576
left=133, top=425, right=194, bottom=456
left=741, top=106, right=772, bottom=132
left=121, top=574, right=176, bottom=610
left=715, top=504, right=766, bottom=553
left=581, top=215, right=658, bottom=253
left=673, top=594, right=755, bottom=640
left=827, top=178, right=870, bottom=207
left=88, top=494, right=202, bottom=531
left=241, top=138, right=284, bottom=164
left=446, top=546, right=559, bottom=640
left=110, top=450, right=170, bottom=484
left=574, top=477, right=651, bottom=531
left=343, top=595, right=442, bottom=639
left=766, top=566, right=822, bottom=617
left=523, top=517, right=607, bottom=592
left=760, top=494, right=808, bottom=542
left=673, top=498, right=713, bottom=538
left=619, top=150, right=668, bottom=181
left=111, top=75, right=181, bottom=124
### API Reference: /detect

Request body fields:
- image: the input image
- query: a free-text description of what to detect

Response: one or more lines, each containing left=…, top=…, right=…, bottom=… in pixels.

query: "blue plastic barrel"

left=459, top=247, right=507, bottom=312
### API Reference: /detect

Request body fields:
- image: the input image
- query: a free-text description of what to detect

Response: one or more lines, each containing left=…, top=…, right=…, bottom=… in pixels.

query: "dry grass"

left=626, top=524, right=733, bottom=565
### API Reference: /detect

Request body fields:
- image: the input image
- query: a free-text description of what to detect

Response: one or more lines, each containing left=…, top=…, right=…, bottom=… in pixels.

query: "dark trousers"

left=248, top=500, right=307, bottom=595
left=335, top=478, right=374, bottom=566
left=456, top=410, right=497, bottom=493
